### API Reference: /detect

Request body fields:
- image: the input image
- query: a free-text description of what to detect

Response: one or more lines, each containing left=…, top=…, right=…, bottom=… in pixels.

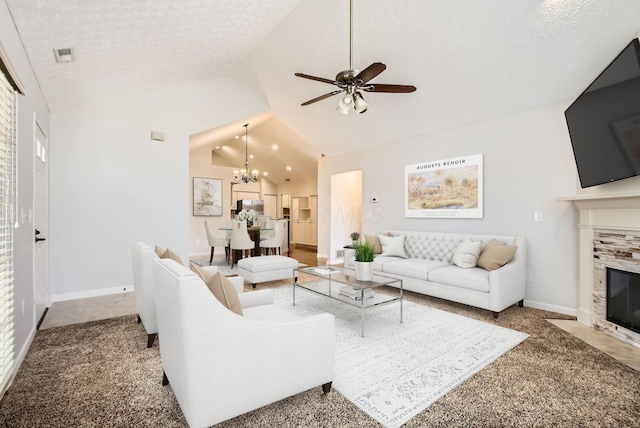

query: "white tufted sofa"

left=344, top=230, right=526, bottom=318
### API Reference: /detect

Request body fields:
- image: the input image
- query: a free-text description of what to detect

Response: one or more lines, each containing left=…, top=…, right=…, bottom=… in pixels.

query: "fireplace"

left=562, top=190, right=640, bottom=348
left=606, top=267, right=640, bottom=335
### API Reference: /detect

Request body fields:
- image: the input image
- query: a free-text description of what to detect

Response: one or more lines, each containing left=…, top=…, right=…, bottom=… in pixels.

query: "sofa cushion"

left=452, top=240, right=483, bottom=268
left=379, top=235, right=408, bottom=258
left=477, top=238, right=517, bottom=271
left=190, top=263, right=243, bottom=316
left=382, top=258, right=450, bottom=280
left=371, top=256, right=403, bottom=272
left=428, top=265, right=490, bottom=292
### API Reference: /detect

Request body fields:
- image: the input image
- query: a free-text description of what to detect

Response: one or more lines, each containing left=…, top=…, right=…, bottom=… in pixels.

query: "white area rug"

left=274, top=287, right=528, bottom=428
left=190, top=257, right=237, bottom=276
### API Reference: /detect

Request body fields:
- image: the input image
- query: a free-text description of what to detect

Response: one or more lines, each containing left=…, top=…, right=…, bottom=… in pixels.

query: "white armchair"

left=132, top=242, right=233, bottom=348
left=152, top=258, right=335, bottom=428
left=131, top=242, right=159, bottom=347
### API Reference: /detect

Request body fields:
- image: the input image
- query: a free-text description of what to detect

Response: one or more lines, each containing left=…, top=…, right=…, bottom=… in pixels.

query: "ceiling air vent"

left=54, top=48, right=75, bottom=63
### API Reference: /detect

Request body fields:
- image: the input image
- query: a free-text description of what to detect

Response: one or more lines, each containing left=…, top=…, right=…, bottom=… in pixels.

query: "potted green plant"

left=353, top=241, right=375, bottom=281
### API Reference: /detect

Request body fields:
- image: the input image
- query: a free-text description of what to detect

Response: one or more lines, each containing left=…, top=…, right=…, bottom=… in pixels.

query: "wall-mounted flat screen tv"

left=565, top=38, right=640, bottom=188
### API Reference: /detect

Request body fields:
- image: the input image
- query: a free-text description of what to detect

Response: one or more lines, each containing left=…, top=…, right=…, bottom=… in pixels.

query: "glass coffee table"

left=293, top=266, right=403, bottom=337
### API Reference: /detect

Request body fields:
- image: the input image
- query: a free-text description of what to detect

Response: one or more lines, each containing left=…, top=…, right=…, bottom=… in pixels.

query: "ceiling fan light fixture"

left=354, top=92, right=368, bottom=113
left=234, top=124, right=259, bottom=183
left=295, top=0, right=416, bottom=113
left=338, top=94, right=353, bottom=112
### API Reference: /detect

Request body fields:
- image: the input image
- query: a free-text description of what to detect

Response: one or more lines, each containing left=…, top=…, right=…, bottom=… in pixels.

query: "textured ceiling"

left=5, top=0, right=303, bottom=111
left=7, top=0, right=640, bottom=163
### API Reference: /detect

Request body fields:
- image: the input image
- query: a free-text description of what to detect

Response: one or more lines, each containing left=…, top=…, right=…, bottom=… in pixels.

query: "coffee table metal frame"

left=293, top=266, right=403, bottom=337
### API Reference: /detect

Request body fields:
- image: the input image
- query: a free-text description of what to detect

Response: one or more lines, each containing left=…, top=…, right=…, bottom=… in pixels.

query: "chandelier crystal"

left=233, top=123, right=259, bottom=183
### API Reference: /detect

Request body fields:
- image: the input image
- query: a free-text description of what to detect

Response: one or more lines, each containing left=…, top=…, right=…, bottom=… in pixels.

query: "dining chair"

left=260, top=218, right=276, bottom=241
left=205, top=220, right=230, bottom=265
left=259, top=220, right=285, bottom=255
left=230, top=220, right=254, bottom=266
left=256, top=215, right=271, bottom=228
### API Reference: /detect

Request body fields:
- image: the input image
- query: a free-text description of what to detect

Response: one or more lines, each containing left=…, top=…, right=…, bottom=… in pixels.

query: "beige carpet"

left=1, top=285, right=640, bottom=427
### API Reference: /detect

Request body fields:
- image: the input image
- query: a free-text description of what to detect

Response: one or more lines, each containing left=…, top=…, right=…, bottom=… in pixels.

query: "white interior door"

left=34, top=122, right=49, bottom=321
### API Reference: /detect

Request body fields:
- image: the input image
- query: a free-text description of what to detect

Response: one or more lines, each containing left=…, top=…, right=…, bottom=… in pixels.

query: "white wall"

left=189, top=143, right=237, bottom=257
left=0, top=0, right=50, bottom=386
left=329, top=170, right=362, bottom=263
left=50, top=77, right=269, bottom=300
left=319, top=101, right=583, bottom=315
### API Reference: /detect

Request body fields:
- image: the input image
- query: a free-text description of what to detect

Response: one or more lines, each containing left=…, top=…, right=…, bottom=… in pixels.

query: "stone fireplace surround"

left=562, top=190, right=640, bottom=348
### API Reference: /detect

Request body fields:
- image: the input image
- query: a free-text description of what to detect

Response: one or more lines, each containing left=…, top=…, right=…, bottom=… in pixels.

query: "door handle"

left=35, top=229, right=46, bottom=243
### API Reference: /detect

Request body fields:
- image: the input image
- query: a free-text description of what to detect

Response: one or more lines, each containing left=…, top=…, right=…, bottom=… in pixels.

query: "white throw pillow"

left=452, top=240, right=483, bottom=268
left=378, top=235, right=407, bottom=258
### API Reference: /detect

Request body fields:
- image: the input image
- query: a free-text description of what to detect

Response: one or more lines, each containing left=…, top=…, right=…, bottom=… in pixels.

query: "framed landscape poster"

left=193, top=177, right=222, bottom=216
left=405, top=154, right=483, bottom=218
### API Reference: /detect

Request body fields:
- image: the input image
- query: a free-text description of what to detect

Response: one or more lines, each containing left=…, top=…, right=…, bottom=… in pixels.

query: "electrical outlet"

left=196, top=239, right=201, bottom=245
left=526, top=271, right=533, bottom=282
left=534, top=211, right=543, bottom=222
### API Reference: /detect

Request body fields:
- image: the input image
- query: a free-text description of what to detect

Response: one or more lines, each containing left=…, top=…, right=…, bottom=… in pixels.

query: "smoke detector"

left=54, top=48, right=75, bottom=63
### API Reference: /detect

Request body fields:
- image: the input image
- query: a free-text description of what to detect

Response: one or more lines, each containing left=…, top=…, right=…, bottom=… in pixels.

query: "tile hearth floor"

left=547, top=319, right=640, bottom=371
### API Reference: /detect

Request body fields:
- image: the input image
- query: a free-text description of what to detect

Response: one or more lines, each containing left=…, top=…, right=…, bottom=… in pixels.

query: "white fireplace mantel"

left=558, top=191, right=640, bottom=329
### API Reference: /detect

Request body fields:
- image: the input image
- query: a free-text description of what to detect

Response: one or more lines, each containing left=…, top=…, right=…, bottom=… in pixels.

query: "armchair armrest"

left=227, top=275, right=244, bottom=293
left=238, top=288, right=275, bottom=309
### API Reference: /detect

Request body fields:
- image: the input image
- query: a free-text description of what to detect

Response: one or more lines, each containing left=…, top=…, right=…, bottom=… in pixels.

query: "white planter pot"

left=354, top=261, right=373, bottom=281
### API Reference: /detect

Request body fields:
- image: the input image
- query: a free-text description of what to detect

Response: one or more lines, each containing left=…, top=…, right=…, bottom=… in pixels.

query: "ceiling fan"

left=295, top=0, right=416, bottom=114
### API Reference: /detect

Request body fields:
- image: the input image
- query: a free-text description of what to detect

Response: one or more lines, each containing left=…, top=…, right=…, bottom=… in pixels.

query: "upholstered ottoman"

left=237, top=256, right=299, bottom=288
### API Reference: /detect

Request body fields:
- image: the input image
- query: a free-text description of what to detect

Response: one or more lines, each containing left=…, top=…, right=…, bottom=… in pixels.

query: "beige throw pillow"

left=452, top=240, right=483, bottom=268
left=365, top=234, right=383, bottom=254
left=190, top=262, right=243, bottom=316
left=477, top=239, right=517, bottom=271
left=378, top=234, right=407, bottom=258
left=159, top=247, right=183, bottom=265
left=154, top=245, right=166, bottom=258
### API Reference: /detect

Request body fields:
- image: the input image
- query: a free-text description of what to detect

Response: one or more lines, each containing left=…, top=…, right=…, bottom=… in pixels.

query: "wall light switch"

left=534, top=211, right=543, bottom=222
left=150, top=131, right=165, bottom=142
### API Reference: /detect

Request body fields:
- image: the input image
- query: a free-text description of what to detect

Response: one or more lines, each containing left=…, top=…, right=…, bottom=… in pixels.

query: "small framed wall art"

left=405, top=153, right=483, bottom=219
left=193, top=177, right=222, bottom=216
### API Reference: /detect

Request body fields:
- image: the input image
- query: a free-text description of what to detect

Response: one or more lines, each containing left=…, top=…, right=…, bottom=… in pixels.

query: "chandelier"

left=233, top=123, right=259, bottom=183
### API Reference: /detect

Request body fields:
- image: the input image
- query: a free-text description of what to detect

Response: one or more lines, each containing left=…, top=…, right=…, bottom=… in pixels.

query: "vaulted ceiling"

left=7, top=0, right=640, bottom=166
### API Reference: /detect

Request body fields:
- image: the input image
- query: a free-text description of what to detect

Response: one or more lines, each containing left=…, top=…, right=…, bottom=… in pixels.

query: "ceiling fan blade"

left=295, top=73, right=335, bottom=85
left=355, top=63, right=386, bottom=84
left=365, top=84, right=417, bottom=93
left=301, top=90, right=343, bottom=106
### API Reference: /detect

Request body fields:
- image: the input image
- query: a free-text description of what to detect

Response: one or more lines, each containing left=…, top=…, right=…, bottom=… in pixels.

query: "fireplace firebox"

left=606, top=267, right=640, bottom=335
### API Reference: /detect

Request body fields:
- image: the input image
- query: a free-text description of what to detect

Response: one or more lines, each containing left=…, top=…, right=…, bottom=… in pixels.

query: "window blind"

left=0, top=70, right=16, bottom=395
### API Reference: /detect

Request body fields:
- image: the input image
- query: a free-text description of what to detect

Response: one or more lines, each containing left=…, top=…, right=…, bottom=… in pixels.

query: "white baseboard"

left=524, top=299, right=576, bottom=317
left=52, top=285, right=135, bottom=302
